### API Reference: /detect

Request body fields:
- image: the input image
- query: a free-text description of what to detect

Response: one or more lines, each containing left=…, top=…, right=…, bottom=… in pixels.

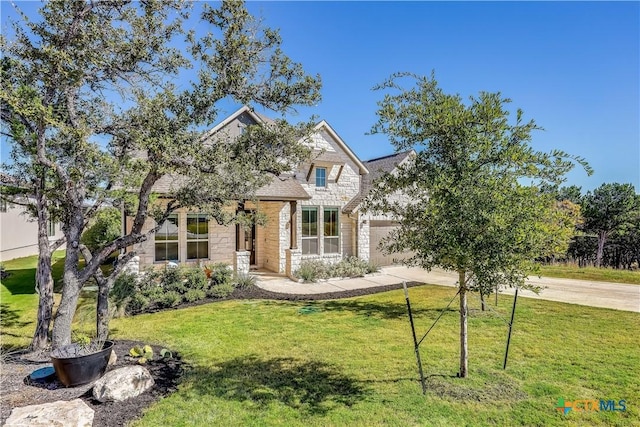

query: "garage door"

left=369, top=220, right=408, bottom=266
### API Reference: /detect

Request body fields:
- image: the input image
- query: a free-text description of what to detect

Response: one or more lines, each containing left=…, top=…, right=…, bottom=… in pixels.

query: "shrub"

left=161, top=266, right=185, bottom=293
left=127, top=294, right=150, bottom=314
left=207, top=263, right=232, bottom=287
left=295, top=257, right=376, bottom=282
left=109, top=272, right=138, bottom=317
left=294, top=259, right=327, bottom=282
left=185, top=268, right=208, bottom=291
left=80, top=207, right=121, bottom=255
left=183, top=289, right=207, bottom=303
left=365, top=261, right=380, bottom=274
left=157, top=290, right=182, bottom=308
left=234, top=272, right=256, bottom=289
left=208, top=282, right=235, bottom=299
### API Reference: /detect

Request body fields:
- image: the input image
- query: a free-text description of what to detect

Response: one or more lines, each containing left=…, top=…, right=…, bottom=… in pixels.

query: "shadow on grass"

left=310, top=300, right=456, bottom=320
left=1, top=257, right=66, bottom=295
left=187, top=355, right=369, bottom=415
left=0, top=303, right=32, bottom=329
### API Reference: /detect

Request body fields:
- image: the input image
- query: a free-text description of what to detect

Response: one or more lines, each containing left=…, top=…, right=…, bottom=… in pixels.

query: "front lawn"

left=2, top=255, right=638, bottom=426
left=108, top=290, right=638, bottom=426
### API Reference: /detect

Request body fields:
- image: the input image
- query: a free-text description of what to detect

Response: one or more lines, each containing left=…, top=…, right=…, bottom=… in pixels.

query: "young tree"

left=1, top=0, right=321, bottom=348
left=582, top=183, right=637, bottom=267
left=366, top=73, right=589, bottom=377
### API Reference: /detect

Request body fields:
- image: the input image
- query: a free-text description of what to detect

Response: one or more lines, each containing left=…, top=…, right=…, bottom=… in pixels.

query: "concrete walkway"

left=254, top=266, right=640, bottom=313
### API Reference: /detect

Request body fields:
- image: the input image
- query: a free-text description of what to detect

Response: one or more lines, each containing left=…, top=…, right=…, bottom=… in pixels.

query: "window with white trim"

left=323, top=208, right=339, bottom=253
left=186, top=214, right=209, bottom=260
left=315, top=167, right=326, bottom=187
left=302, top=207, right=318, bottom=255
left=155, top=214, right=179, bottom=262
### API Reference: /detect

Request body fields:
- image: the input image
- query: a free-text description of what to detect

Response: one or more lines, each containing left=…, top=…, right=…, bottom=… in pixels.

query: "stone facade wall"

left=209, top=221, right=235, bottom=265
left=296, top=129, right=361, bottom=262
left=285, top=249, right=301, bottom=279
left=357, top=216, right=370, bottom=262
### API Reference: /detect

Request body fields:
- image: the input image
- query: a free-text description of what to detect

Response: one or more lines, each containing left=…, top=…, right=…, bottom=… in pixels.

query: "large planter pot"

left=51, top=340, right=114, bottom=387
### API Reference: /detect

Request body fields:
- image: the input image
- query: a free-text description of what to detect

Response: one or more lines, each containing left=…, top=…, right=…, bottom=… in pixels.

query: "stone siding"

left=296, top=129, right=360, bottom=262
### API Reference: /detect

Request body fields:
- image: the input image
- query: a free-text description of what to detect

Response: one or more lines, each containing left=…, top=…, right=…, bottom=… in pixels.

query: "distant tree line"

left=546, top=183, right=640, bottom=269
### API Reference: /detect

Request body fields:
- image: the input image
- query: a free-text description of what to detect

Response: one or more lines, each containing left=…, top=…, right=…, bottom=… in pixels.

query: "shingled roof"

left=342, top=150, right=415, bottom=213
left=150, top=173, right=309, bottom=201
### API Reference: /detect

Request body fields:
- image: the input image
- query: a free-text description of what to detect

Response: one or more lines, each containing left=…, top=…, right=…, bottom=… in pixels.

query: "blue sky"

left=2, top=1, right=638, bottom=192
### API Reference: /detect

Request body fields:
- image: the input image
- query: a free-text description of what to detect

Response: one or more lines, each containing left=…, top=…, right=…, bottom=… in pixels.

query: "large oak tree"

left=1, top=0, right=321, bottom=348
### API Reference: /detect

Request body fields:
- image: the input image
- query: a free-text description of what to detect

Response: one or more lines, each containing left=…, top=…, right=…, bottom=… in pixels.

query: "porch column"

left=234, top=251, right=250, bottom=275
left=358, top=217, right=370, bottom=262
left=286, top=248, right=302, bottom=280
left=289, top=201, right=298, bottom=249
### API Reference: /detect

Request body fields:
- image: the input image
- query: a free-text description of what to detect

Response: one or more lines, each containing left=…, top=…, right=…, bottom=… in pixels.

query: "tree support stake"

left=403, top=281, right=427, bottom=394
left=503, top=287, right=519, bottom=370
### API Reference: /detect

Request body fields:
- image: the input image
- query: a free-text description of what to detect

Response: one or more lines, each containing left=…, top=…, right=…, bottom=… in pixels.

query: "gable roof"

left=342, top=150, right=415, bottom=213
left=313, top=120, right=369, bottom=176
left=200, top=105, right=266, bottom=141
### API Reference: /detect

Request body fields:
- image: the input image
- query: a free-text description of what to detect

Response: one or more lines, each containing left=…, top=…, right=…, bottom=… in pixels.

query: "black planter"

left=51, top=340, right=114, bottom=387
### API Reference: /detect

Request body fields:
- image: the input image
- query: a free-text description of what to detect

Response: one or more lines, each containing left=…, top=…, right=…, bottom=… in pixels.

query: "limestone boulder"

left=92, top=365, right=154, bottom=402
left=5, top=399, right=94, bottom=427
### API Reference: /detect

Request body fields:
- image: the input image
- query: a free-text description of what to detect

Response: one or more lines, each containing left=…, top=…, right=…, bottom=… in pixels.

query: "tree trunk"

left=30, top=177, right=54, bottom=351
left=31, top=234, right=53, bottom=350
left=96, top=275, right=116, bottom=343
left=51, top=270, right=83, bottom=348
left=595, top=230, right=607, bottom=268
left=480, top=291, right=486, bottom=312
left=459, top=270, right=468, bottom=378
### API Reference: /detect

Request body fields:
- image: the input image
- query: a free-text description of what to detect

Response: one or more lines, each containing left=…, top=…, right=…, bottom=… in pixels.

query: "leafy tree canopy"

left=367, top=72, right=589, bottom=293
left=1, top=0, right=322, bottom=347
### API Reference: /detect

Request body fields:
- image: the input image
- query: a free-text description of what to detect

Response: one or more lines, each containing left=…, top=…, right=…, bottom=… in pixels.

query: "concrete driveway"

left=254, top=266, right=640, bottom=313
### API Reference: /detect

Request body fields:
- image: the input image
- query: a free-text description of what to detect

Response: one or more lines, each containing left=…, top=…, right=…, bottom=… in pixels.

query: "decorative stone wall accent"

left=234, top=251, right=250, bottom=275
left=92, top=365, right=154, bottom=403
left=5, top=399, right=94, bottom=427
left=358, top=218, right=370, bottom=261
left=286, top=249, right=302, bottom=279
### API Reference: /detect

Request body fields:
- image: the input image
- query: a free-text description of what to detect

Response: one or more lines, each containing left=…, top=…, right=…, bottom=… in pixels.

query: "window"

left=315, top=167, right=326, bottom=187
left=155, top=214, right=179, bottom=262
left=48, top=220, right=56, bottom=237
left=302, top=207, right=318, bottom=255
left=186, top=214, right=209, bottom=260
left=0, top=199, right=7, bottom=213
left=323, top=208, right=339, bottom=253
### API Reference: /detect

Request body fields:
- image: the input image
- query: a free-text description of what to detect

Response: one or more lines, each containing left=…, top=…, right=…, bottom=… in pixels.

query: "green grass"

left=539, top=265, right=640, bottom=285
left=2, top=254, right=639, bottom=426
left=1, top=252, right=67, bottom=351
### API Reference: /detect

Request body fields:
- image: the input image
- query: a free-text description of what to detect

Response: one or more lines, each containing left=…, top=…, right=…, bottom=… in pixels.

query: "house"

left=344, top=150, right=415, bottom=266
left=127, top=106, right=411, bottom=277
left=0, top=190, right=65, bottom=262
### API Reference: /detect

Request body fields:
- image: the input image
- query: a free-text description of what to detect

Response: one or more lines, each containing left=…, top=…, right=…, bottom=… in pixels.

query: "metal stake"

left=403, top=281, right=427, bottom=394
left=503, top=287, right=519, bottom=370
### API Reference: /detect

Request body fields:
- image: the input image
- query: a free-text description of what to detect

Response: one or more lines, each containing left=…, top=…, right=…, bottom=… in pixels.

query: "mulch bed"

left=0, top=281, right=422, bottom=426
